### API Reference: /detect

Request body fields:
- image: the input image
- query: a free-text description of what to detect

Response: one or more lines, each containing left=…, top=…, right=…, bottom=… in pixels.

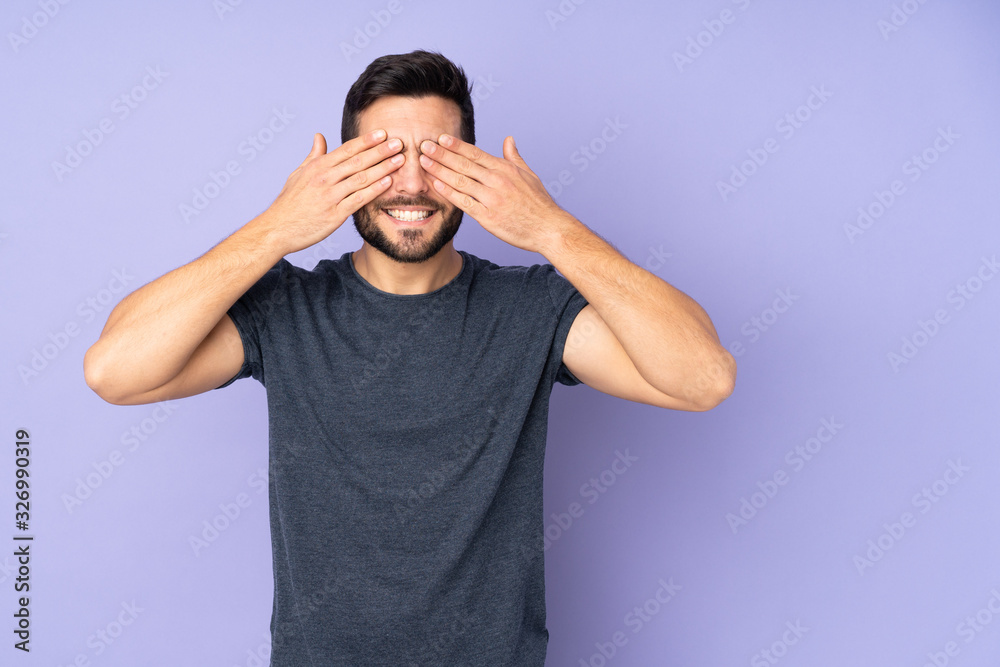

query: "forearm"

left=413, top=131, right=735, bottom=405
left=84, top=213, right=286, bottom=396
left=543, top=213, right=735, bottom=402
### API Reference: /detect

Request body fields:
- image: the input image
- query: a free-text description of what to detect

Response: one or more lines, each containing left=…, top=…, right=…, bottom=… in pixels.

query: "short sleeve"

left=543, top=265, right=589, bottom=386
left=214, top=258, right=294, bottom=389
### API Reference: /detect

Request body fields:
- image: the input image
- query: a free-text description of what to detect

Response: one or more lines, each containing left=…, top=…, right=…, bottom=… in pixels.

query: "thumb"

left=306, top=132, right=327, bottom=161
left=503, top=136, right=526, bottom=165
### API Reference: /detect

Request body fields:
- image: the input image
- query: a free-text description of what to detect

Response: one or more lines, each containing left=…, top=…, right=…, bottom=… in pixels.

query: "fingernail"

left=419, top=154, right=432, bottom=167
left=373, top=129, right=386, bottom=140
left=391, top=154, right=404, bottom=164
left=380, top=176, right=392, bottom=185
left=420, top=140, right=434, bottom=154
left=388, top=138, right=402, bottom=150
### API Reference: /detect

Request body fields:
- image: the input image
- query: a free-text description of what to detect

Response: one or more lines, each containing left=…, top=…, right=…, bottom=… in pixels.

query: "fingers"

left=334, top=166, right=396, bottom=219
left=329, top=140, right=406, bottom=217
left=502, top=136, right=514, bottom=161
left=436, top=133, right=490, bottom=163
left=428, top=172, right=485, bottom=219
left=296, top=133, right=328, bottom=169
left=338, top=150, right=404, bottom=199
left=503, top=136, right=526, bottom=165
left=419, top=137, right=495, bottom=187
left=311, top=133, right=328, bottom=159
left=328, top=129, right=391, bottom=168
left=320, top=131, right=404, bottom=186
left=418, top=149, right=490, bottom=206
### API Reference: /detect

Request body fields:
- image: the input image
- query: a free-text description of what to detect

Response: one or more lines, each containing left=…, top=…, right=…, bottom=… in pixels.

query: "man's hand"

left=420, top=132, right=735, bottom=410
left=84, top=129, right=406, bottom=406
left=263, top=130, right=405, bottom=256
left=417, top=134, right=572, bottom=254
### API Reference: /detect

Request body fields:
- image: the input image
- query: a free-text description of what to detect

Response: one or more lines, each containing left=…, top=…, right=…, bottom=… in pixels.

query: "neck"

left=352, top=243, right=463, bottom=295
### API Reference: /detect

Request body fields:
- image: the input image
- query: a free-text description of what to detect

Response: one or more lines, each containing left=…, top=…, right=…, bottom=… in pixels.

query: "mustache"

left=371, top=195, right=441, bottom=210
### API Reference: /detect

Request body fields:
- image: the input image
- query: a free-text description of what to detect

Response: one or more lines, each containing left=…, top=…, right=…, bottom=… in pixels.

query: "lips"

left=384, top=208, right=435, bottom=224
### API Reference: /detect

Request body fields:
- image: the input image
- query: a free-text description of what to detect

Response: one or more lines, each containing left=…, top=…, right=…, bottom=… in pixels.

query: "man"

left=84, top=50, right=735, bottom=666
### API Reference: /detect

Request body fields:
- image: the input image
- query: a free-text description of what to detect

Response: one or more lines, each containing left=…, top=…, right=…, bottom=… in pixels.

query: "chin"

left=353, top=206, right=463, bottom=264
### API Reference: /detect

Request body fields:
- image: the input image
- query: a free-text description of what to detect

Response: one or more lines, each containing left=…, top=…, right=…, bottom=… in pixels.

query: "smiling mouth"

left=384, top=209, right=434, bottom=223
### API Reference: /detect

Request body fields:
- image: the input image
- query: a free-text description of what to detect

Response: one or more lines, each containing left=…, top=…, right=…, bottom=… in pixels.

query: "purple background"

left=3, top=0, right=1000, bottom=664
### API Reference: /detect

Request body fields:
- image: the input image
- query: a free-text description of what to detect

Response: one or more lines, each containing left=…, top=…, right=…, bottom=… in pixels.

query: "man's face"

left=352, top=95, right=465, bottom=264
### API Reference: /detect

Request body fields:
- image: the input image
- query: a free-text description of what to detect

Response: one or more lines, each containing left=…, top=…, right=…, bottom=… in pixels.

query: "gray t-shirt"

left=217, top=249, right=588, bottom=666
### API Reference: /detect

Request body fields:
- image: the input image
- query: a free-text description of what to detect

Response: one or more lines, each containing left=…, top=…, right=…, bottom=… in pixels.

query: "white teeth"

left=387, top=209, right=431, bottom=222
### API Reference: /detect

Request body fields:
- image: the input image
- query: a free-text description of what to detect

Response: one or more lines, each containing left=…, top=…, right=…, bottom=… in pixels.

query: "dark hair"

left=341, top=50, right=475, bottom=145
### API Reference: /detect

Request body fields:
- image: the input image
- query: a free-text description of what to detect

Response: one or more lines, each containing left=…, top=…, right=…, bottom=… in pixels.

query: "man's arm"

left=415, top=133, right=736, bottom=411
left=83, top=218, right=282, bottom=405
left=84, top=130, right=405, bottom=405
left=547, top=222, right=735, bottom=411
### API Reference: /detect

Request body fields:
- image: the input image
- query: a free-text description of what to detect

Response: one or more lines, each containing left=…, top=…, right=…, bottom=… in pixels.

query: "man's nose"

left=391, top=148, right=430, bottom=195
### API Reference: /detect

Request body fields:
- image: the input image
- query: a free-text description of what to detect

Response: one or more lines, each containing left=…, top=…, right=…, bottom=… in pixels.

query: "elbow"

left=83, top=344, right=128, bottom=405
left=711, top=350, right=738, bottom=406
left=685, top=350, right=737, bottom=412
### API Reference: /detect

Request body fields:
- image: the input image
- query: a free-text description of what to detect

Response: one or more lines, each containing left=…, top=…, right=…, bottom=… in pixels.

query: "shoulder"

left=308, top=252, right=354, bottom=281
left=463, top=251, right=581, bottom=317
left=462, top=250, right=567, bottom=297
left=238, top=255, right=351, bottom=308
left=277, top=253, right=355, bottom=288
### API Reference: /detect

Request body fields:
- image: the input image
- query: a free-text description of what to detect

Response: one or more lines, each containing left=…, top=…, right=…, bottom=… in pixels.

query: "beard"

left=352, top=194, right=464, bottom=264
